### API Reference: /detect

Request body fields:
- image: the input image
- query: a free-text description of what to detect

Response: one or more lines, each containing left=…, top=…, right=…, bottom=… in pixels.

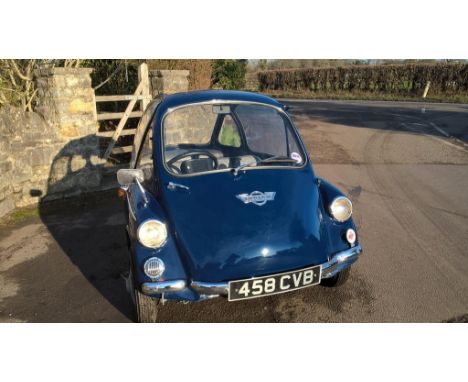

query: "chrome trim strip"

left=135, top=177, right=149, bottom=205
left=141, top=279, right=187, bottom=295
left=189, top=245, right=363, bottom=297
left=127, top=195, right=136, bottom=221
left=165, top=100, right=287, bottom=115
left=190, top=281, right=229, bottom=296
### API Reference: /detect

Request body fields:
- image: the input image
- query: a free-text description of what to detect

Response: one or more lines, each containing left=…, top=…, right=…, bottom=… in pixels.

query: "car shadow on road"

left=35, top=135, right=135, bottom=322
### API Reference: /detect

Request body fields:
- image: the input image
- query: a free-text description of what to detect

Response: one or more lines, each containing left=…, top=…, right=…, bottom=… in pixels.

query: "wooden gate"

left=96, top=63, right=152, bottom=161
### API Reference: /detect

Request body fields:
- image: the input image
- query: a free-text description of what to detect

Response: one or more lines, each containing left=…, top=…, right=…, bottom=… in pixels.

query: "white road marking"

left=401, top=123, right=468, bottom=152
left=429, top=122, right=450, bottom=137
left=429, top=122, right=468, bottom=149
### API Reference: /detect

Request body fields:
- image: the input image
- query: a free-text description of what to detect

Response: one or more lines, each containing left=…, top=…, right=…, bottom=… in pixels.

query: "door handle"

left=167, top=182, right=190, bottom=192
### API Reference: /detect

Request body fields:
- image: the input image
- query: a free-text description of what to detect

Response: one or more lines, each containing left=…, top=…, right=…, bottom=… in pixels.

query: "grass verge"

left=259, top=90, right=468, bottom=104
left=0, top=205, right=40, bottom=227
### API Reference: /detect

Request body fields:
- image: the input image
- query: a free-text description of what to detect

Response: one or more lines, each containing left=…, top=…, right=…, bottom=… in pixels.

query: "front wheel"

left=135, top=290, right=160, bottom=323
left=320, top=267, right=351, bottom=288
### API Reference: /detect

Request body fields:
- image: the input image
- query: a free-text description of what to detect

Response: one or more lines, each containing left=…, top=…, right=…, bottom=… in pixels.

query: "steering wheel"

left=167, top=150, right=219, bottom=174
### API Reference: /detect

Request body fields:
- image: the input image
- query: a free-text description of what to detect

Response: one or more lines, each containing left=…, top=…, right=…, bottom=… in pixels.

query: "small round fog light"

left=143, top=257, right=165, bottom=280
left=346, top=228, right=356, bottom=245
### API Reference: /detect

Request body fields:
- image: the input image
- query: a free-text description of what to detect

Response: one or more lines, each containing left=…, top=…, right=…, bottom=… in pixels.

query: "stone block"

left=11, top=161, right=32, bottom=184
left=58, top=123, right=80, bottom=138
left=10, top=139, right=25, bottom=152
left=52, top=76, right=67, bottom=89
left=68, top=99, right=95, bottom=114
left=0, top=197, right=15, bottom=217
left=150, top=70, right=189, bottom=95
left=0, top=159, right=13, bottom=174
left=0, top=139, right=8, bottom=154
left=0, top=175, right=11, bottom=192
left=30, top=146, right=54, bottom=167
left=65, top=76, right=85, bottom=87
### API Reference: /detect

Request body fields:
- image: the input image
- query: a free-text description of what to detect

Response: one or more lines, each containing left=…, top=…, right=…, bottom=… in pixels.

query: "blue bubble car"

left=117, top=90, right=362, bottom=322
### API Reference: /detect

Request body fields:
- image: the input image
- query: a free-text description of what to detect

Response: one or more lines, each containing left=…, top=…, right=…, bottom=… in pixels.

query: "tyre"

left=135, top=290, right=160, bottom=323
left=320, top=267, right=351, bottom=288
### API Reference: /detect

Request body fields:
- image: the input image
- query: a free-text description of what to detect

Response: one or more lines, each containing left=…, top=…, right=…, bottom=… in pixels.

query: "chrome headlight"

left=143, top=257, right=165, bottom=279
left=329, top=196, right=353, bottom=222
left=137, top=220, right=167, bottom=248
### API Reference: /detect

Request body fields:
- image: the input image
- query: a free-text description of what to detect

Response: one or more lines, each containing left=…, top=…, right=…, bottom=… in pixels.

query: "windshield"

left=163, top=103, right=306, bottom=176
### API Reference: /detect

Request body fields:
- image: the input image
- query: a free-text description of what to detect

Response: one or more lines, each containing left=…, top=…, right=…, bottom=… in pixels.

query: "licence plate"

left=228, top=265, right=321, bottom=301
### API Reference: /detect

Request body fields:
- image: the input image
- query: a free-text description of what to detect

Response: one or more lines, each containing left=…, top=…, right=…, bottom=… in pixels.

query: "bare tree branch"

left=26, top=88, right=38, bottom=112
left=9, top=59, right=33, bottom=81
left=6, top=64, right=18, bottom=87
left=94, top=64, right=123, bottom=90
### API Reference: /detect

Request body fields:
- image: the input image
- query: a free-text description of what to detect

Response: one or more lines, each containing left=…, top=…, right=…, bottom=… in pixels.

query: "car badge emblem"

left=236, top=191, right=276, bottom=206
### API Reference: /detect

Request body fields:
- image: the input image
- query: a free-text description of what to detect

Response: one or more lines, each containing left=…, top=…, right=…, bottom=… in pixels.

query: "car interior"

left=164, top=110, right=262, bottom=175
left=134, top=103, right=303, bottom=176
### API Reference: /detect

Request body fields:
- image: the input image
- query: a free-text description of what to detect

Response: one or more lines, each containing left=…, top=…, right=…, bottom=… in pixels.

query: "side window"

left=136, top=128, right=153, bottom=168
left=287, top=128, right=301, bottom=157
left=131, top=101, right=158, bottom=168
left=218, top=115, right=241, bottom=148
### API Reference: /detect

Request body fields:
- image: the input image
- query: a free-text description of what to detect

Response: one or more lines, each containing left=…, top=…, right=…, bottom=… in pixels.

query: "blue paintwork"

left=126, top=90, right=359, bottom=301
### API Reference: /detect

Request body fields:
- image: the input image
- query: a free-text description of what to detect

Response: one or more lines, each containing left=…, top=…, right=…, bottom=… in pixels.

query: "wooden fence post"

left=138, top=63, right=150, bottom=112
left=103, top=81, right=144, bottom=159
left=97, top=63, right=153, bottom=161
left=422, top=81, right=431, bottom=98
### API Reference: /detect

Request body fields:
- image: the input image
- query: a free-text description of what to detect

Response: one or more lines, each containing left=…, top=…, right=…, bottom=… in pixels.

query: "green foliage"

left=0, top=205, right=39, bottom=226
left=84, top=60, right=140, bottom=95
left=250, top=59, right=467, bottom=71
left=257, top=59, right=268, bottom=71
left=212, top=60, right=247, bottom=90
left=219, top=124, right=241, bottom=147
left=257, top=63, right=468, bottom=96
left=254, top=59, right=371, bottom=71
left=86, top=59, right=214, bottom=96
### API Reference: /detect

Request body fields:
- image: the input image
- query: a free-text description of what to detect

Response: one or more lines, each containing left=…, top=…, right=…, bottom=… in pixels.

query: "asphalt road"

left=1, top=99, right=468, bottom=322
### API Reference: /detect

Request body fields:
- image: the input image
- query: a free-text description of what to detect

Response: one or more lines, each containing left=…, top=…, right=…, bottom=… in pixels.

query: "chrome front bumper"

left=141, top=245, right=362, bottom=297
left=320, top=244, right=362, bottom=279
left=141, top=279, right=187, bottom=295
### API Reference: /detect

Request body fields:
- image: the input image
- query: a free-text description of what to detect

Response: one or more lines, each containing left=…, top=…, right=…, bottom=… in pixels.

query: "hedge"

left=257, top=63, right=468, bottom=95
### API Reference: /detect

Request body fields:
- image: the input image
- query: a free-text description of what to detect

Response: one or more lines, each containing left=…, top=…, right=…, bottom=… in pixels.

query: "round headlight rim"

left=137, top=219, right=168, bottom=249
left=329, top=196, right=353, bottom=223
left=143, top=256, right=165, bottom=280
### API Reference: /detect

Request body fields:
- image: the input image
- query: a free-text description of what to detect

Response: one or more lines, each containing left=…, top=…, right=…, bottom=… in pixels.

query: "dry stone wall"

left=0, top=107, right=58, bottom=216
left=0, top=68, right=102, bottom=218
left=150, top=70, right=189, bottom=96
left=0, top=67, right=190, bottom=218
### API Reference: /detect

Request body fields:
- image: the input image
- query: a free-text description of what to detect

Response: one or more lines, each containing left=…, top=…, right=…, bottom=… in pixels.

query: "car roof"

left=157, top=90, right=284, bottom=110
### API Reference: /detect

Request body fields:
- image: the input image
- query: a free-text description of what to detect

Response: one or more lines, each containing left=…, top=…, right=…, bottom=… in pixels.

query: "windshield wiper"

left=232, top=155, right=298, bottom=176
